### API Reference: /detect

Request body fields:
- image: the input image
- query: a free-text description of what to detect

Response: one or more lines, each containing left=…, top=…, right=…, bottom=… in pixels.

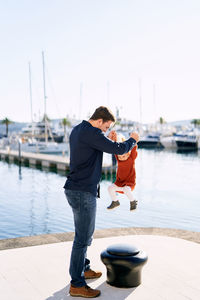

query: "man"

left=64, top=106, right=139, bottom=298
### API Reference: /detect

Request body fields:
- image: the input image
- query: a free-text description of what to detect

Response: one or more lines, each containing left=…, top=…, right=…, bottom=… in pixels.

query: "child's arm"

left=131, top=145, right=138, bottom=160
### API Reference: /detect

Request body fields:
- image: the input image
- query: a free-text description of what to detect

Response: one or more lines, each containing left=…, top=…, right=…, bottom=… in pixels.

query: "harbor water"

left=0, top=149, right=199, bottom=240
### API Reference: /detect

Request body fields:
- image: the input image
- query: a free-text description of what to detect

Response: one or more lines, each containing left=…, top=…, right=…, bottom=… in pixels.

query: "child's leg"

left=123, top=186, right=137, bottom=210
left=123, top=186, right=135, bottom=201
left=108, top=184, right=119, bottom=202
left=107, top=184, right=120, bottom=209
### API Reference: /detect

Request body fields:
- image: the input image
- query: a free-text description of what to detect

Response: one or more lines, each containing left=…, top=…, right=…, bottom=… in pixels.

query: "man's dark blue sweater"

left=64, top=120, right=136, bottom=197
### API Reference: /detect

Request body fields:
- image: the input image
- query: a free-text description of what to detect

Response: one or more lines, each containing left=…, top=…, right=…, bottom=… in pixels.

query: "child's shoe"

left=107, top=200, right=120, bottom=210
left=130, top=200, right=137, bottom=211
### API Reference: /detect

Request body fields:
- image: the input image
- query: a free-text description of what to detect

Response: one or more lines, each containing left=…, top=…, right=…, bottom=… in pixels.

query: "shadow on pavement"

left=45, top=281, right=137, bottom=300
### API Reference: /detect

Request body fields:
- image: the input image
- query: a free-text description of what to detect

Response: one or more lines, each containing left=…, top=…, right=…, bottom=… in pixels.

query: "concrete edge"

left=0, top=227, right=199, bottom=251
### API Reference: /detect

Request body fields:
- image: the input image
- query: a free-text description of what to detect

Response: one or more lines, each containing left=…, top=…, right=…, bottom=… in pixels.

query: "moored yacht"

left=175, top=134, right=198, bottom=150
left=21, top=122, right=64, bottom=143
left=160, top=135, right=177, bottom=149
left=9, top=137, right=69, bottom=154
left=137, top=133, right=163, bottom=148
left=160, top=133, right=184, bottom=149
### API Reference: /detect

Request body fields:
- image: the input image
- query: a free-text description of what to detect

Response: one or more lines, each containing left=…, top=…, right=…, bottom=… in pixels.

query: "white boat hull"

left=160, top=136, right=177, bottom=149
left=11, top=141, right=69, bottom=154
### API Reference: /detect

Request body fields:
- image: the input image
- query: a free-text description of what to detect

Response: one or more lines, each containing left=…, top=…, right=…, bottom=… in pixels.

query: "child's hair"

left=117, top=133, right=126, bottom=143
left=116, top=134, right=131, bottom=160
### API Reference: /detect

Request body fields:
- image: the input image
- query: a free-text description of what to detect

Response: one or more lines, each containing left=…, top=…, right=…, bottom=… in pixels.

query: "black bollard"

left=101, top=243, right=148, bottom=288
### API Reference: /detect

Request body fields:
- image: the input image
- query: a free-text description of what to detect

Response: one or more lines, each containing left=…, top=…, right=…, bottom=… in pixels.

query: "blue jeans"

left=64, top=189, right=97, bottom=287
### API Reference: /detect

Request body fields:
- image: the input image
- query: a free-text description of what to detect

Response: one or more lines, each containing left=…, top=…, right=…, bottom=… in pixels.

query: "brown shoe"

left=84, top=269, right=102, bottom=279
left=107, top=200, right=120, bottom=210
left=130, top=200, right=138, bottom=211
left=69, top=284, right=101, bottom=298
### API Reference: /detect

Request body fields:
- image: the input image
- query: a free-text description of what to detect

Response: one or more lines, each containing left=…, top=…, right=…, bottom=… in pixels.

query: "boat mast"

left=28, top=62, right=34, bottom=136
left=42, top=51, right=48, bottom=143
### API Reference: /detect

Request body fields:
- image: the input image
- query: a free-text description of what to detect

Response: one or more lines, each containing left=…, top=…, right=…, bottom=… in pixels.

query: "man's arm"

left=89, top=131, right=139, bottom=155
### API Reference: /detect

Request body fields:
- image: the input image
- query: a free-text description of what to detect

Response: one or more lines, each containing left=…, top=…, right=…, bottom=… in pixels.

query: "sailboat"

left=137, top=83, right=163, bottom=148
left=21, top=120, right=64, bottom=143
left=10, top=53, right=69, bottom=155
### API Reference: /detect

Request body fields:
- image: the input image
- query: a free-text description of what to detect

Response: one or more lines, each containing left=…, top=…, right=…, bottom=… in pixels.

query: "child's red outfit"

left=115, top=146, right=137, bottom=192
left=107, top=145, right=138, bottom=210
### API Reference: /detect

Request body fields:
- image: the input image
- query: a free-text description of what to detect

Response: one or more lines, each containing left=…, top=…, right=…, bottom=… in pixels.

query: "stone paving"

left=0, top=232, right=200, bottom=300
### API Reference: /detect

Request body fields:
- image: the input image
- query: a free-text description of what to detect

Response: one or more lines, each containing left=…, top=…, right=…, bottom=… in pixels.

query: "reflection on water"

left=0, top=149, right=200, bottom=239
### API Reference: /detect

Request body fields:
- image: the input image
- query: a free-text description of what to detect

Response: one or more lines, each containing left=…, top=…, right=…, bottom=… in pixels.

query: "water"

left=0, top=149, right=199, bottom=240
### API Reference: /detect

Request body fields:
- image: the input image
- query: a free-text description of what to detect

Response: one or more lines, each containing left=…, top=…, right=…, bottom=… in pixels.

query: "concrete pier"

left=0, top=149, right=116, bottom=175
left=0, top=149, right=69, bottom=171
left=0, top=227, right=200, bottom=300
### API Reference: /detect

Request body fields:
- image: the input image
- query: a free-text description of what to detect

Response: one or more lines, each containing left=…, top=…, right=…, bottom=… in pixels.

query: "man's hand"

left=108, top=130, right=117, bottom=141
left=130, top=132, right=140, bottom=143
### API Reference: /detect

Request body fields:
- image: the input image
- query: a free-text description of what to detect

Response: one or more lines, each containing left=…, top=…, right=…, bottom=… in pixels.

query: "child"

left=107, top=134, right=138, bottom=211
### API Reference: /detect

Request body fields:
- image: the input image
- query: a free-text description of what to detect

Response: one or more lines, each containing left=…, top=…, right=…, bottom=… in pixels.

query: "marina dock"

left=0, top=149, right=116, bottom=175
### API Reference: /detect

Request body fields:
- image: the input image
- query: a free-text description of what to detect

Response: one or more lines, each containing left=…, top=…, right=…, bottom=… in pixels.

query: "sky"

left=0, top=0, right=200, bottom=124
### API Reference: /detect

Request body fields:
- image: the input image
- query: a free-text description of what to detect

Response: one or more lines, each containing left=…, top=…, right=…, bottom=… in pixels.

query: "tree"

left=62, top=117, right=71, bottom=141
left=191, top=119, right=200, bottom=128
left=1, top=117, right=13, bottom=136
left=159, top=117, right=165, bottom=125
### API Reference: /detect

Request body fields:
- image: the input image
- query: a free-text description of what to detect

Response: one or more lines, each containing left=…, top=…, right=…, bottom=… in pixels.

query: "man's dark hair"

left=90, top=106, right=116, bottom=123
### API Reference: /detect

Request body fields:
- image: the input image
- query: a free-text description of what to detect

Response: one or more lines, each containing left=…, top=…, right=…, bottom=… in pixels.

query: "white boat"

left=11, top=138, right=69, bottom=154
left=175, top=134, right=198, bottom=150
left=2, top=134, right=68, bottom=154
left=138, top=133, right=163, bottom=148
left=160, top=135, right=177, bottom=149
left=21, top=121, right=64, bottom=143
